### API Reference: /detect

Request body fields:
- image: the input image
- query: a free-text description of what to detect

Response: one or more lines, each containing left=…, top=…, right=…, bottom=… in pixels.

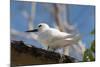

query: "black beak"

left=25, top=29, right=38, bottom=32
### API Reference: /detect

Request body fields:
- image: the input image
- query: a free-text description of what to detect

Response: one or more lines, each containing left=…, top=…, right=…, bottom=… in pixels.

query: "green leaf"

left=83, top=49, right=95, bottom=62
left=91, top=40, right=95, bottom=53
left=91, top=29, right=95, bottom=35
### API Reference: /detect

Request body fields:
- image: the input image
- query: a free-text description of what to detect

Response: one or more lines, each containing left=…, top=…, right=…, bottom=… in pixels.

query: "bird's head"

left=25, top=23, right=50, bottom=32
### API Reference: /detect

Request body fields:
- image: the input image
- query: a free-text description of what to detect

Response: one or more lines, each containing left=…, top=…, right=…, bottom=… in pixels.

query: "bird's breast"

left=37, top=32, right=51, bottom=46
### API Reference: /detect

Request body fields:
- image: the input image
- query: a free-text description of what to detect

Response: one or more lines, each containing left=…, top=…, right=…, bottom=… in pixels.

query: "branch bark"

left=11, top=40, right=77, bottom=66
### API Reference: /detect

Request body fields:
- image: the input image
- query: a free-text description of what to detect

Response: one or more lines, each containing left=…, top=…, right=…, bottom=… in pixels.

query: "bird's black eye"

left=38, top=25, right=42, bottom=27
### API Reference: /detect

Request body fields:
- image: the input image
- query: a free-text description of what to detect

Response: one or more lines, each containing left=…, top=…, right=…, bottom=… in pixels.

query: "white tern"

left=26, top=23, right=84, bottom=61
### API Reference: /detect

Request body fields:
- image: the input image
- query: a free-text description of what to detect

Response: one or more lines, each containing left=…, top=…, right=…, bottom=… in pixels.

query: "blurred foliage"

left=91, top=29, right=95, bottom=35
left=83, top=48, right=95, bottom=61
left=91, top=40, right=95, bottom=53
left=83, top=29, right=95, bottom=62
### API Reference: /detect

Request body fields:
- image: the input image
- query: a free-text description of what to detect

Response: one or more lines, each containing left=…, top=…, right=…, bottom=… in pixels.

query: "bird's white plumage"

left=27, top=23, right=85, bottom=61
left=37, top=25, right=76, bottom=49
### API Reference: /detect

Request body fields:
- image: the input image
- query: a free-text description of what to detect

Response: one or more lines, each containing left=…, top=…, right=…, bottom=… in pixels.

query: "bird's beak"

left=25, top=29, right=38, bottom=32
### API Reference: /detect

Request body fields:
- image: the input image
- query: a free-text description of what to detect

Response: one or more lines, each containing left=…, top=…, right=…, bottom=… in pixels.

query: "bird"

left=25, top=23, right=80, bottom=54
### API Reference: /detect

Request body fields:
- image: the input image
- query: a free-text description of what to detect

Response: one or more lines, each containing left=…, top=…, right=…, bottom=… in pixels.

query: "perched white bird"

left=26, top=23, right=85, bottom=61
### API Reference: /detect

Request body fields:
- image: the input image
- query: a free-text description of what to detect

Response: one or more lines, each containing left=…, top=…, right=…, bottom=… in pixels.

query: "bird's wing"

left=47, top=29, right=75, bottom=45
left=50, top=29, right=81, bottom=45
left=49, top=28, right=72, bottom=40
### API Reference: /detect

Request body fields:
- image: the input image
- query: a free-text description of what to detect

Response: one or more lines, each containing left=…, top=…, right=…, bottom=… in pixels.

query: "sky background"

left=10, top=0, right=95, bottom=48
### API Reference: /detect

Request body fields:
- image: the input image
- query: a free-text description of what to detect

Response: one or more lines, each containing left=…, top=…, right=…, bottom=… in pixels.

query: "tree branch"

left=11, top=40, right=77, bottom=66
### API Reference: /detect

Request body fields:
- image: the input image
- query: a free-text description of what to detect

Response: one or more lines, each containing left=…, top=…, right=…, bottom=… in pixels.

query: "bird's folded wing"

left=49, top=28, right=73, bottom=39
left=50, top=35, right=80, bottom=47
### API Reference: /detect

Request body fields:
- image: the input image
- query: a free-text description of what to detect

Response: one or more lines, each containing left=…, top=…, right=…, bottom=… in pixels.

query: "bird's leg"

left=63, top=46, right=69, bottom=56
left=48, top=47, right=64, bottom=63
left=47, top=46, right=50, bottom=50
left=59, top=46, right=70, bottom=63
left=47, top=46, right=52, bottom=51
left=59, top=54, right=64, bottom=63
left=59, top=49, right=65, bottom=63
